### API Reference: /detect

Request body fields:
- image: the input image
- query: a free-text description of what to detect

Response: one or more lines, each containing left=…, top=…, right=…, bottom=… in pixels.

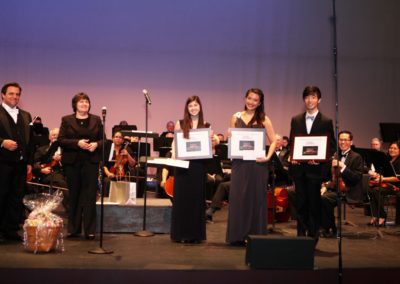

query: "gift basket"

left=23, top=190, right=64, bottom=253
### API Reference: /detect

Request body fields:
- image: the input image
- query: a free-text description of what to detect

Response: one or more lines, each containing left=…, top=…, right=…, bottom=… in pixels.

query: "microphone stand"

left=331, top=1, right=343, bottom=283
left=89, top=111, right=113, bottom=254
left=135, top=94, right=154, bottom=237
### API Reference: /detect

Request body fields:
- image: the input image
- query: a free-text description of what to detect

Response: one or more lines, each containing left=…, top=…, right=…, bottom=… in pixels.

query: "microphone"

left=143, top=89, right=152, bottom=105
left=101, top=106, right=107, bottom=118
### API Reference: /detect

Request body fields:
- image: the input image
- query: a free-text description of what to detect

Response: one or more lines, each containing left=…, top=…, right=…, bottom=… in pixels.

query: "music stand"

left=121, top=130, right=159, bottom=237
left=112, top=124, right=137, bottom=136
left=380, top=123, right=400, bottom=143
left=153, top=137, right=173, bottom=157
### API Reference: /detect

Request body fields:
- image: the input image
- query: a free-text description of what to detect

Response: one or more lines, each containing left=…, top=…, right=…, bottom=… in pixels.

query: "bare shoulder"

left=263, top=115, right=273, bottom=126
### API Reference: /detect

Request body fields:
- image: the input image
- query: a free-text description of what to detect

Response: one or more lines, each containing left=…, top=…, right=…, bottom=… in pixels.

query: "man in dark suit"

left=320, top=130, right=363, bottom=237
left=273, top=134, right=291, bottom=186
left=289, top=86, right=336, bottom=247
left=0, top=82, right=33, bottom=243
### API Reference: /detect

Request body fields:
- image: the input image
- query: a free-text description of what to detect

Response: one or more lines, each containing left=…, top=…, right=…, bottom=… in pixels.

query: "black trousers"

left=293, top=175, right=322, bottom=238
left=369, top=186, right=400, bottom=224
left=321, top=191, right=337, bottom=231
left=64, top=161, right=99, bottom=235
left=0, top=160, right=27, bottom=233
left=210, top=181, right=230, bottom=209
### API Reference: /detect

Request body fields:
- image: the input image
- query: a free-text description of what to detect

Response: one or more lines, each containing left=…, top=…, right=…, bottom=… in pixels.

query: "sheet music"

left=147, top=157, right=189, bottom=169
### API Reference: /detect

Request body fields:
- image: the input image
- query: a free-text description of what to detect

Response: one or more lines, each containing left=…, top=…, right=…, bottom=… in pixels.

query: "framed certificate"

left=228, top=128, right=266, bottom=160
left=174, top=128, right=212, bottom=160
left=291, top=135, right=329, bottom=161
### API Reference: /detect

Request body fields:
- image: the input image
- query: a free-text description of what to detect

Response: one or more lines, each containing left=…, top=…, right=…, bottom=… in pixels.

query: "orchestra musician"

left=0, top=82, right=33, bottom=243
left=58, top=92, right=104, bottom=240
left=320, top=130, right=363, bottom=237
left=368, top=141, right=400, bottom=226
left=32, top=127, right=69, bottom=211
left=32, top=128, right=67, bottom=188
left=103, top=131, right=136, bottom=195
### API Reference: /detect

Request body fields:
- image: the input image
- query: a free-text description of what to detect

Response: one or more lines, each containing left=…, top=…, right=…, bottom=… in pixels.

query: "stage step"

left=96, top=198, right=172, bottom=233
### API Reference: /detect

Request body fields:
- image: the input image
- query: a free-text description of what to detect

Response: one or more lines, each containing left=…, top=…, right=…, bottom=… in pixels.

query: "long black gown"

left=170, top=160, right=207, bottom=242
left=170, top=123, right=209, bottom=242
left=226, top=116, right=269, bottom=243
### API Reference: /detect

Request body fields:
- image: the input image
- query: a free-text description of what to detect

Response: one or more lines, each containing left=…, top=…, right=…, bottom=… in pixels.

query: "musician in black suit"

left=289, top=86, right=336, bottom=246
left=33, top=128, right=67, bottom=188
left=320, top=130, right=363, bottom=237
left=0, top=82, right=33, bottom=242
left=274, top=134, right=291, bottom=186
left=58, top=92, right=104, bottom=240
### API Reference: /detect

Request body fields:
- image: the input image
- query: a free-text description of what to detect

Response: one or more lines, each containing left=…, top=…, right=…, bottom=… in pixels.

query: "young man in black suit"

left=320, top=130, right=364, bottom=237
left=289, top=86, right=336, bottom=247
left=0, top=82, right=33, bottom=243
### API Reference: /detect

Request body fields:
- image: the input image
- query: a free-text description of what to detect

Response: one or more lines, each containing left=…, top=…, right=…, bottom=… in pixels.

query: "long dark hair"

left=181, top=96, right=205, bottom=139
left=244, top=88, right=265, bottom=126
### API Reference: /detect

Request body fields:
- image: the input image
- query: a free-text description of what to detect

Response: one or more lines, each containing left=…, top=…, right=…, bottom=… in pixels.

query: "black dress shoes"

left=85, top=234, right=95, bottom=240
left=66, top=233, right=80, bottom=239
left=0, top=233, right=6, bottom=243
left=229, top=241, right=246, bottom=247
left=4, top=231, right=22, bottom=242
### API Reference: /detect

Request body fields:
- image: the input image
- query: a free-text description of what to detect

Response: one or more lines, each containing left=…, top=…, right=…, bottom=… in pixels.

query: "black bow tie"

left=339, top=152, right=349, bottom=159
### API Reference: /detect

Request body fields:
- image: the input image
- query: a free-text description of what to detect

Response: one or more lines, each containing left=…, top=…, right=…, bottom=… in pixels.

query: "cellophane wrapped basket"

left=23, top=190, right=64, bottom=253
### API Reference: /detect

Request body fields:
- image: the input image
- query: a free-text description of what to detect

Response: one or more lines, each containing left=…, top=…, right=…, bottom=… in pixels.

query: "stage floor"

left=1, top=203, right=400, bottom=283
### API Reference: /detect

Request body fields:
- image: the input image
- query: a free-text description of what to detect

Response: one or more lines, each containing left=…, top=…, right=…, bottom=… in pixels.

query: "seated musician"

left=205, top=135, right=224, bottom=201
left=273, top=134, right=291, bottom=186
left=206, top=180, right=231, bottom=222
left=160, top=120, right=175, bottom=138
left=320, top=130, right=363, bottom=237
left=103, top=131, right=136, bottom=196
left=32, top=128, right=67, bottom=187
left=158, top=151, right=174, bottom=198
left=368, top=141, right=400, bottom=226
left=32, top=128, right=68, bottom=210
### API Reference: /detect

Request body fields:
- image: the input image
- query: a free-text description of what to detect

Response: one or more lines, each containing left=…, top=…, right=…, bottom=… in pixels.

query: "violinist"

left=368, top=141, right=400, bottom=226
left=32, top=128, right=67, bottom=187
left=103, top=131, right=136, bottom=194
left=32, top=128, right=69, bottom=212
left=320, top=130, right=363, bottom=237
left=104, top=131, right=136, bottom=178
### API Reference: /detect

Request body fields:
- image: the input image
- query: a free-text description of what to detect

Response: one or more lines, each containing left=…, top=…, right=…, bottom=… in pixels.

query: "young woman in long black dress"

left=170, top=96, right=211, bottom=243
left=226, top=88, right=277, bottom=245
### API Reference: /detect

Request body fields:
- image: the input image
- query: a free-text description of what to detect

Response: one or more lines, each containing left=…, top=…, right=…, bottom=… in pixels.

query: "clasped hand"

left=78, top=139, right=98, bottom=152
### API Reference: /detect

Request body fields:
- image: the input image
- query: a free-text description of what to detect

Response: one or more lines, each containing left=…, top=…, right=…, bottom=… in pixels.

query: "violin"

left=329, top=154, right=346, bottom=192
left=369, top=177, right=400, bottom=191
left=109, top=142, right=130, bottom=178
left=26, top=159, right=59, bottom=182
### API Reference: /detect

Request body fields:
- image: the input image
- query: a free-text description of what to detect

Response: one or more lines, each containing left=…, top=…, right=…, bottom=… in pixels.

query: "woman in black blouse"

left=58, top=93, right=104, bottom=239
left=369, top=141, right=400, bottom=226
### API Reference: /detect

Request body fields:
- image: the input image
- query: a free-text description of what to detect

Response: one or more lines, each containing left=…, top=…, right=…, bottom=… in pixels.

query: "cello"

left=164, top=176, right=174, bottom=197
